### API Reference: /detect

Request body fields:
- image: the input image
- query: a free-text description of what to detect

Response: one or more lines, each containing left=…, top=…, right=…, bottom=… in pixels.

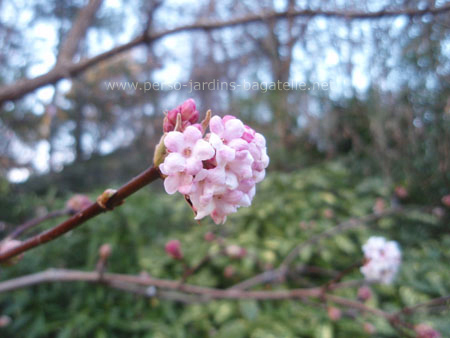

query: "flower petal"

left=193, top=139, right=215, bottom=161
left=163, top=153, right=186, bottom=173
left=163, top=174, right=180, bottom=194
left=210, top=116, right=224, bottom=136
left=164, top=131, right=185, bottom=152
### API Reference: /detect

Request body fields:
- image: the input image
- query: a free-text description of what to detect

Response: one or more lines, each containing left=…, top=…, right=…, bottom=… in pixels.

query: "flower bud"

left=225, top=244, right=247, bottom=259
left=165, top=239, right=183, bottom=260
left=373, top=198, right=385, bottom=214
left=414, top=324, right=441, bottom=338
left=363, top=322, right=375, bottom=334
left=441, top=194, right=450, bottom=208
left=99, top=244, right=112, bottom=260
left=223, top=265, right=235, bottom=278
left=204, top=232, right=215, bottom=242
left=394, top=186, right=408, bottom=199
left=432, top=207, right=445, bottom=218
left=327, top=307, right=341, bottom=321
left=323, top=208, right=334, bottom=219
left=357, top=286, right=372, bottom=302
left=163, top=99, right=199, bottom=132
left=0, top=239, right=24, bottom=266
left=0, top=315, right=11, bottom=328
left=66, top=194, right=92, bottom=213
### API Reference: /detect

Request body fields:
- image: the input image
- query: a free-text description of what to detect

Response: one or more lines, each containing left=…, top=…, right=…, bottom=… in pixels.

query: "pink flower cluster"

left=360, top=236, right=401, bottom=284
left=159, top=100, right=269, bottom=224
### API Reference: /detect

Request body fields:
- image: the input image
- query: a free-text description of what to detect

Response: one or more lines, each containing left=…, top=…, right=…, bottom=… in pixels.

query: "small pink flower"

left=360, top=237, right=401, bottom=284
left=204, top=232, right=215, bottom=242
left=163, top=98, right=199, bottom=132
left=415, top=324, right=441, bottom=338
left=395, top=186, right=408, bottom=199
left=160, top=126, right=215, bottom=195
left=327, top=307, right=341, bottom=321
left=165, top=239, right=183, bottom=260
left=357, top=286, right=372, bottom=301
left=441, top=194, right=450, bottom=208
left=363, top=323, right=376, bottom=334
left=66, top=194, right=92, bottom=213
left=223, top=265, right=235, bottom=278
left=373, top=198, right=386, bottom=214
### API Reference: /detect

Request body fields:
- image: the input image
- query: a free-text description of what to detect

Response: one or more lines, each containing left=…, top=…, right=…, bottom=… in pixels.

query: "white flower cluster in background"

left=360, top=236, right=401, bottom=284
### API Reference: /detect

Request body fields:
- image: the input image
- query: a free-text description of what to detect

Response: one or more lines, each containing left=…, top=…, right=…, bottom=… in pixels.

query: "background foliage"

left=1, top=162, right=449, bottom=337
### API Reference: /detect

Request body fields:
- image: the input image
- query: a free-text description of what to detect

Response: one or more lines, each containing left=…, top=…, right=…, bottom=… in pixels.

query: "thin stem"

left=0, top=167, right=161, bottom=262
left=6, top=209, right=70, bottom=240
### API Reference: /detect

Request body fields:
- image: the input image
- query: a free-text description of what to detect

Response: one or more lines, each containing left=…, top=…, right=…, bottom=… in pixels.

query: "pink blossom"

left=159, top=126, right=215, bottom=195
left=165, top=239, right=183, bottom=260
left=360, top=236, right=401, bottom=284
left=357, top=286, right=373, bottom=301
left=415, top=324, right=441, bottom=338
left=441, top=194, right=450, bottom=208
left=159, top=102, right=269, bottom=224
left=327, top=307, right=341, bottom=321
left=163, top=98, right=199, bottom=132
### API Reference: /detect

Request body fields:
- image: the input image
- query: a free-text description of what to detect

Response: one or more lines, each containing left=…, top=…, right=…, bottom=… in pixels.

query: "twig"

left=0, top=167, right=161, bottom=262
left=1, top=4, right=450, bottom=103
left=56, top=0, right=103, bottom=65
left=179, top=253, right=214, bottom=285
left=6, top=209, right=70, bottom=240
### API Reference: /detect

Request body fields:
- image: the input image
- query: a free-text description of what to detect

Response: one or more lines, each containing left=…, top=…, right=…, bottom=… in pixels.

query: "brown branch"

left=1, top=267, right=445, bottom=332
left=397, top=295, right=450, bottom=315
left=0, top=166, right=161, bottom=262
left=57, top=0, right=103, bottom=64
left=1, top=4, right=450, bottom=103
left=5, top=209, right=70, bottom=240
left=0, top=268, right=384, bottom=313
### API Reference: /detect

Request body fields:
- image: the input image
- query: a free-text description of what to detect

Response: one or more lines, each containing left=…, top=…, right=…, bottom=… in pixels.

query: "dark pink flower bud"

left=224, top=265, right=235, bottom=278
left=204, top=232, right=215, bottom=242
left=165, top=239, right=183, bottom=260
left=242, top=125, right=256, bottom=143
left=395, top=186, right=408, bottom=199
left=441, top=194, right=450, bottom=208
left=357, top=286, right=372, bottom=301
left=415, top=324, right=441, bottom=338
left=66, top=194, right=92, bottom=213
left=163, top=99, right=199, bottom=132
left=327, top=307, right=341, bottom=321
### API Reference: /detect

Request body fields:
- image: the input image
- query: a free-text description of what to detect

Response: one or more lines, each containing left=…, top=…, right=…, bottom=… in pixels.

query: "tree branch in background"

left=0, top=267, right=447, bottom=334
left=4, top=209, right=71, bottom=240
left=1, top=4, right=450, bottom=104
left=0, top=166, right=161, bottom=262
left=56, top=0, right=104, bottom=65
